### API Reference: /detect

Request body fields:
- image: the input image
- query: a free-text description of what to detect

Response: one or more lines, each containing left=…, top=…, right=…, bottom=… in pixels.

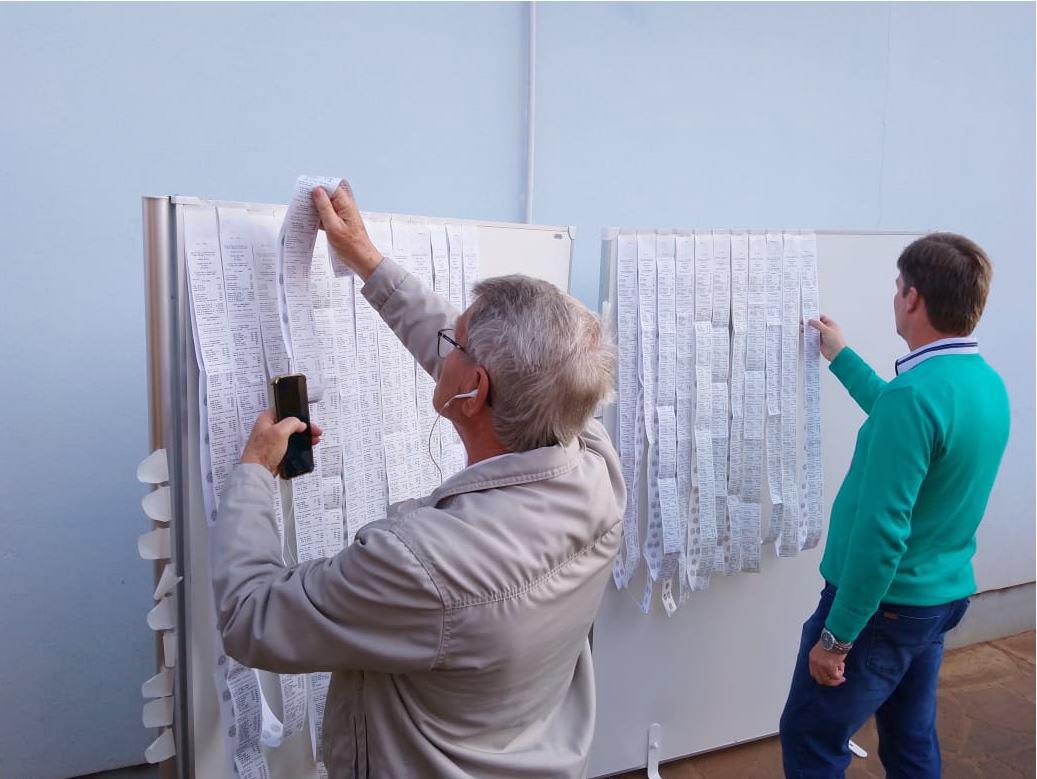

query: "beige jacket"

left=212, top=258, right=624, bottom=778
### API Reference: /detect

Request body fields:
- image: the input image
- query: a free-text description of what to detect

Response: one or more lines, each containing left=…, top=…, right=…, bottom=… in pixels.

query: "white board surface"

left=170, top=196, right=573, bottom=779
left=589, top=231, right=923, bottom=776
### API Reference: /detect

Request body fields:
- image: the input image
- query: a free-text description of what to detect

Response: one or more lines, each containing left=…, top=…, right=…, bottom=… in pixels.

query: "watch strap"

left=822, top=627, right=853, bottom=653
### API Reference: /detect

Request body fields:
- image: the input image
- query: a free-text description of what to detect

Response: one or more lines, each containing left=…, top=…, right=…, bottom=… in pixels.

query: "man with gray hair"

left=211, top=182, right=624, bottom=778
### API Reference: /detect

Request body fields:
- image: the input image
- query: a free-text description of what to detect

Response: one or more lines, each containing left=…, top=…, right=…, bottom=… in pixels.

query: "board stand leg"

left=646, top=723, right=662, bottom=779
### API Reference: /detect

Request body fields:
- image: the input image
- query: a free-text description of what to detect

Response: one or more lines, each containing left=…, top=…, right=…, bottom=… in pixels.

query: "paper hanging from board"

left=610, top=227, right=823, bottom=613
left=613, top=232, right=641, bottom=589
left=308, top=672, right=331, bottom=765
left=278, top=176, right=347, bottom=402
left=277, top=673, right=308, bottom=742
left=260, top=689, right=286, bottom=748
left=233, top=746, right=271, bottom=779
left=799, top=231, right=824, bottom=550
left=182, top=193, right=489, bottom=774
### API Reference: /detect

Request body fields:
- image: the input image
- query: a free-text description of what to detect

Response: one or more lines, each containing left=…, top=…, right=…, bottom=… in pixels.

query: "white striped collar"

left=895, top=337, right=979, bottom=375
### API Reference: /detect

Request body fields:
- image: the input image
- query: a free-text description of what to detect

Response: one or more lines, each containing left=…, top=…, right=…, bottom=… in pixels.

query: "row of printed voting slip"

left=182, top=180, right=481, bottom=777
left=612, top=229, right=823, bottom=616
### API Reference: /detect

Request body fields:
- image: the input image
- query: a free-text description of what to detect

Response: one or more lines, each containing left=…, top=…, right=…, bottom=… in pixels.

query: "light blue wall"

left=0, top=3, right=526, bottom=777
left=533, top=1, right=1035, bottom=594
left=0, top=2, right=1032, bottom=777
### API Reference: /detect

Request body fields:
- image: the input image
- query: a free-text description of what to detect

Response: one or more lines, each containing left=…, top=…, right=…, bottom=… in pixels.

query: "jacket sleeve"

left=361, top=257, right=461, bottom=381
left=211, top=463, right=444, bottom=674
left=829, top=347, right=888, bottom=415
left=824, top=386, right=936, bottom=642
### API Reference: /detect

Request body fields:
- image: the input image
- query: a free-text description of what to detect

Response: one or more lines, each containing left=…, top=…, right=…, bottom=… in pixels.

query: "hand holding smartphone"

left=271, top=373, right=315, bottom=479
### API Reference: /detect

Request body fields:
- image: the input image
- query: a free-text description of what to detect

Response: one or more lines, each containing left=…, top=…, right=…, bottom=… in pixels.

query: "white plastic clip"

left=646, top=722, right=662, bottom=779
left=143, top=696, right=174, bottom=728
left=138, top=528, right=171, bottom=560
left=137, top=449, right=169, bottom=484
left=142, top=485, right=171, bottom=522
left=144, top=727, right=175, bottom=763
left=162, top=630, right=177, bottom=668
left=146, top=596, right=176, bottom=631
left=142, top=668, right=174, bottom=699
left=153, top=563, right=181, bottom=600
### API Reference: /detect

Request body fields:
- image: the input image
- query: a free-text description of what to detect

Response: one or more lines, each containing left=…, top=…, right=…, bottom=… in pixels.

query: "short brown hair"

left=897, top=232, right=992, bottom=334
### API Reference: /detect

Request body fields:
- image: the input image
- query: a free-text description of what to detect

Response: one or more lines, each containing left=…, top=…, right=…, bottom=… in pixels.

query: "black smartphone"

left=271, top=373, right=314, bottom=479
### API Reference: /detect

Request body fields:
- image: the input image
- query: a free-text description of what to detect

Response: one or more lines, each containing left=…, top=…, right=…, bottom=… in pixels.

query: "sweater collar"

left=895, top=336, right=979, bottom=375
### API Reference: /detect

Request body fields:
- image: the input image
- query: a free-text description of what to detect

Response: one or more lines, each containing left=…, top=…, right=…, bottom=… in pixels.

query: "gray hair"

left=465, top=275, right=615, bottom=452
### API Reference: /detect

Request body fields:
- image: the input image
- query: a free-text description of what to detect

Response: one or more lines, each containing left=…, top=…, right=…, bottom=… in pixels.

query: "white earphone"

left=429, top=388, right=480, bottom=483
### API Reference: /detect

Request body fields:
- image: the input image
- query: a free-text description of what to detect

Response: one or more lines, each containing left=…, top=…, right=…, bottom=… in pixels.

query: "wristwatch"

left=820, top=627, right=853, bottom=654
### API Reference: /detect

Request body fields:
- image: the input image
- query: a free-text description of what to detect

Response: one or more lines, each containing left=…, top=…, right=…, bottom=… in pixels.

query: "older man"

left=211, top=182, right=623, bottom=778
left=780, top=233, right=1010, bottom=777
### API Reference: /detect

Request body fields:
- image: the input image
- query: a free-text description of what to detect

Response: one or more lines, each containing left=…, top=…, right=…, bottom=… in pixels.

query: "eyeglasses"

left=437, top=328, right=467, bottom=359
left=437, top=327, right=493, bottom=406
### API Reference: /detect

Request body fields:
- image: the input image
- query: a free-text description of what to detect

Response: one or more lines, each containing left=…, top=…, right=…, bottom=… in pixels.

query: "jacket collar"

left=427, top=436, right=584, bottom=505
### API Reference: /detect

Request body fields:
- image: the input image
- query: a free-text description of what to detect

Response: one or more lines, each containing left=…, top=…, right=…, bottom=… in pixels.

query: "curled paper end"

left=138, top=528, right=171, bottom=561
left=142, top=668, right=173, bottom=699
left=147, top=597, right=176, bottom=631
left=142, top=485, right=172, bottom=522
left=660, top=580, right=678, bottom=617
left=137, top=449, right=169, bottom=484
left=260, top=691, right=285, bottom=748
left=153, top=563, right=181, bottom=600
left=143, top=696, right=174, bottom=728
left=145, top=728, right=176, bottom=763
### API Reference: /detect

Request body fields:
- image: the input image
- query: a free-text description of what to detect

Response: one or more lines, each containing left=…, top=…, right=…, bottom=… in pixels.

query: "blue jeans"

left=779, top=583, right=969, bottom=778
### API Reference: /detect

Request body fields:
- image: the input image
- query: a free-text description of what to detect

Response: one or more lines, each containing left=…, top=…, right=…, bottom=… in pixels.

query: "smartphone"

left=271, top=373, right=314, bottom=479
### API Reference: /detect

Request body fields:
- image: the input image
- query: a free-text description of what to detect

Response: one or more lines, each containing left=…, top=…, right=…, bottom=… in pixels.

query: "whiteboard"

left=589, top=231, right=923, bottom=776
left=143, top=195, right=573, bottom=779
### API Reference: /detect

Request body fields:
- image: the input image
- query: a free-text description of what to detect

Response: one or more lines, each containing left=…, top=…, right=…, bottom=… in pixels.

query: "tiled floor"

left=612, top=631, right=1036, bottom=778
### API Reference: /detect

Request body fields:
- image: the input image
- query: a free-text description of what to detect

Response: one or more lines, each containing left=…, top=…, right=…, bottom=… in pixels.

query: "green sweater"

left=821, top=347, right=1010, bottom=643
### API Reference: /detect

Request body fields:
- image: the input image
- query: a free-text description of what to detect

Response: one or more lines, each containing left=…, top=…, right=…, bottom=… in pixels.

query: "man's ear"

left=905, top=286, right=923, bottom=315
left=462, top=367, right=492, bottom=417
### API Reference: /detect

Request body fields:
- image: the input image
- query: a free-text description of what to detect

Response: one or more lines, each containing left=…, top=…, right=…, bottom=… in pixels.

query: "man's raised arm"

left=313, top=183, right=459, bottom=380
